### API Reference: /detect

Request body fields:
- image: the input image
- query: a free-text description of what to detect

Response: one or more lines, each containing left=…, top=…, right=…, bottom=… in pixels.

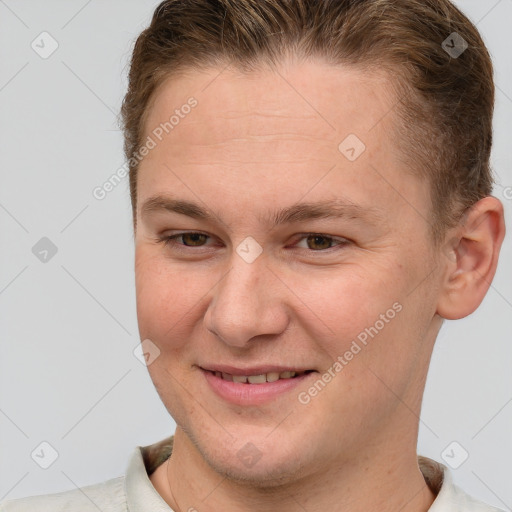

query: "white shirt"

left=0, top=436, right=504, bottom=512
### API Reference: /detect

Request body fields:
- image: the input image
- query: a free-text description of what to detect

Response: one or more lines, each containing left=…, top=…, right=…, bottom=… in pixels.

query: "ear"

left=436, top=196, right=506, bottom=320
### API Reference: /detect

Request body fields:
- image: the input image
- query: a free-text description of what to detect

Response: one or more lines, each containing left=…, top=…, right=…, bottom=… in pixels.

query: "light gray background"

left=0, top=0, right=510, bottom=508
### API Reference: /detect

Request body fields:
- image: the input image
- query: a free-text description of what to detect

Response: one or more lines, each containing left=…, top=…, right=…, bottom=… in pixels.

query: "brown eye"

left=305, top=235, right=335, bottom=250
left=293, top=233, right=350, bottom=252
left=180, top=233, right=208, bottom=246
left=159, top=232, right=211, bottom=249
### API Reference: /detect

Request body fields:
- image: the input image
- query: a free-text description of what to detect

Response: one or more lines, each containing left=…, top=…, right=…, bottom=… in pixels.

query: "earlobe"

left=436, top=196, right=506, bottom=320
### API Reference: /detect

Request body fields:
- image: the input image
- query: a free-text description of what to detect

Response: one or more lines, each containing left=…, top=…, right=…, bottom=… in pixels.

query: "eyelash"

left=156, top=231, right=350, bottom=253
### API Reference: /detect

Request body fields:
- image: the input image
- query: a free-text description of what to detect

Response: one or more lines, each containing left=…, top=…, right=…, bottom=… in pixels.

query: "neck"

left=151, top=427, right=436, bottom=512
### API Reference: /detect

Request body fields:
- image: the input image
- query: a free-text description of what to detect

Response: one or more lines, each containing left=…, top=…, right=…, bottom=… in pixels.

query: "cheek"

left=323, top=261, right=435, bottom=398
left=134, top=248, right=214, bottom=348
left=287, top=263, right=408, bottom=358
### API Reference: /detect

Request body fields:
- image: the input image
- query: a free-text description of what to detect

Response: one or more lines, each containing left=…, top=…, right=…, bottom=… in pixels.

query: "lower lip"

left=201, top=368, right=315, bottom=406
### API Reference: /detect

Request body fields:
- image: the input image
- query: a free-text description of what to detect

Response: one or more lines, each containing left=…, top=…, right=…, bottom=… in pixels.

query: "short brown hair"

left=120, top=0, right=495, bottom=245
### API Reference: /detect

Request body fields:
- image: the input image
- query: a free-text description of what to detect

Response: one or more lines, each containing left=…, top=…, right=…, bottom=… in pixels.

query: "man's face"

left=134, top=59, right=445, bottom=483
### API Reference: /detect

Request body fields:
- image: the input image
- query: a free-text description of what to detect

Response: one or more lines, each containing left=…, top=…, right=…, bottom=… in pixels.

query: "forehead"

left=143, top=59, right=396, bottom=152
left=137, top=59, right=429, bottom=230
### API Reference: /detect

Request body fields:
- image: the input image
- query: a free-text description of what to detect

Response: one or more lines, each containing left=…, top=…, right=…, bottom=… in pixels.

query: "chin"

left=190, top=426, right=312, bottom=488
left=207, top=451, right=308, bottom=488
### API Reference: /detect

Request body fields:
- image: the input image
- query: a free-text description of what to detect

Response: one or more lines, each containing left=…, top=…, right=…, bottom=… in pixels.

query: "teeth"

left=266, top=372, right=280, bottom=382
left=247, top=374, right=266, bottom=384
left=213, top=370, right=301, bottom=383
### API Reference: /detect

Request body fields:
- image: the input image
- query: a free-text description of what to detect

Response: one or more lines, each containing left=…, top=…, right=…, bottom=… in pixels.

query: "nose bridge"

left=205, top=250, right=287, bottom=347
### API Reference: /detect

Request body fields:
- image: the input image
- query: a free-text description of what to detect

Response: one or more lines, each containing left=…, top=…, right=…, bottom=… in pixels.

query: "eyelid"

left=160, top=230, right=216, bottom=247
left=291, top=233, right=351, bottom=251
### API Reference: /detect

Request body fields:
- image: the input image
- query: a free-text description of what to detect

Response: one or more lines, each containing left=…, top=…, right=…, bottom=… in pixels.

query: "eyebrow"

left=140, top=195, right=383, bottom=228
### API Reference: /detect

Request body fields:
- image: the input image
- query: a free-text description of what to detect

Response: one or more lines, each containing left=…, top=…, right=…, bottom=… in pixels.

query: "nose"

left=203, top=252, right=290, bottom=348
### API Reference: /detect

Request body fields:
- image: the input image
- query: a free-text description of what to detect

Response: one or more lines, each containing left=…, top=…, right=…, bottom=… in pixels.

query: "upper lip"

left=199, top=364, right=314, bottom=376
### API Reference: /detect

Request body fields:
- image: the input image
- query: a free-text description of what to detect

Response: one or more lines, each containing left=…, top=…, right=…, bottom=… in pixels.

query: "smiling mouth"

left=204, top=369, right=315, bottom=384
